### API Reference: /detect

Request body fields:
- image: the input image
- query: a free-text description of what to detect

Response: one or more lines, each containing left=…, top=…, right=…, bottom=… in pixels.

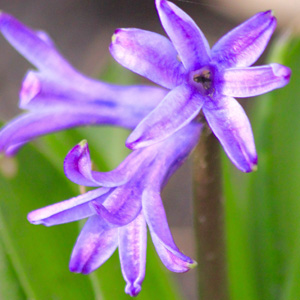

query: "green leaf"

left=0, top=146, right=95, bottom=300
left=223, top=34, right=300, bottom=300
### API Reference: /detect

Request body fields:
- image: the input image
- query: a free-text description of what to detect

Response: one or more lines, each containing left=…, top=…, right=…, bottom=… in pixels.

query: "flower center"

left=190, top=67, right=214, bottom=96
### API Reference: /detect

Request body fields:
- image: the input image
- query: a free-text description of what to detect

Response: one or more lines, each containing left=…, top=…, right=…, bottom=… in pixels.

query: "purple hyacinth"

left=0, top=12, right=167, bottom=155
left=28, top=121, right=201, bottom=297
left=110, top=0, right=291, bottom=172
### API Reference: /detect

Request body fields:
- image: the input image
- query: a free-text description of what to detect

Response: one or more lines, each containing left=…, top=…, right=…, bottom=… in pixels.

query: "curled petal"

left=0, top=12, right=74, bottom=75
left=119, top=213, right=147, bottom=297
left=142, top=189, right=194, bottom=271
left=27, top=188, right=109, bottom=226
left=203, top=96, right=257, bottom=172
left=69, top=216, right=118, bottom=274
left=64, top=141, right=151, bottom=188
left=92, top=184, right=142, bottom=226
left=126, top=84, right=204, bottom=149
left=211, top=11, right=276, bottom=68
left=110, top=28, right=185, bottom=89
left=156, top=0, right=210, bottom=70
left=220, top=64, right=291, bottom=97
left=64, top=141, right=99, bottom=187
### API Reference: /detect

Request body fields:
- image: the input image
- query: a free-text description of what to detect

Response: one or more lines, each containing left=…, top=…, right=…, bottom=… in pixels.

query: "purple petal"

left=220, top=64, right=291, bottom=97
left=64, top=140, right=149, bottom=188
left=126, top=84, right=204, bottom=149
left=142, top=189, right=195, bottom=272
left=69, top=215, right=118, bottom=274
left=0, top=100, right=155, bottom=155
left=151, top=233, right=196, bottom=273
left=119, top=213, right=147, bottom=297
left=211, top=11, right=276, bottom=68
left=203, top=96, right=257, bottom=172
left=92, top=183, right=142, bottom=226
left=64, top=141, right=99, bottom=187
left=156, top=0, right=210, bottom=71
left=0, top=12, right=74, bottom=75
left=27, top=188, right=109, bottom=226
left=144, top=122, right=203, bottom=188
left=110, top=28, right=185, bottom=89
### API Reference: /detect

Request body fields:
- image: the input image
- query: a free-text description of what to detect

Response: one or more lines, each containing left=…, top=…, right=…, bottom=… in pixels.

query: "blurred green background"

left=0, top=0, right=299, bottom=299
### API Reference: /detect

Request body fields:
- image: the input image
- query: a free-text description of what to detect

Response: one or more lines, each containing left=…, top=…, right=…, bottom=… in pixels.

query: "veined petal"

left=92, top=183, right=142, bottom=226
left=119, top=213, right=147, bottom=297
left=110, top=28, right=185, bottom=89
left=151, top=233, right=196, bottom=272
left=0, top=100, right=153, bottom=155
left=126, top=84, right=204, bottom=149
left=69, top=216, right=118, bottom=274
left=142, top=189, right=194, bottom=268
left=203, top=96, right=257, bottom=172
left=156, top=0, right=210, bottom=70
left=0, top=12, right=74, bottom=75
left=27, top=188, right=109, bottom=226
left=220, top=64, right=291, bottom=97
left=211, top=11, right=276, bottom=68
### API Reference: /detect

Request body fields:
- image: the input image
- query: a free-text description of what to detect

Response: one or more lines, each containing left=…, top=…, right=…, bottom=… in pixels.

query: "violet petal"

left=211, top=10, right=276, bottom=68
left=220, top=64, right=291, bottom=97
left=126, top=84, right=204, bottom=149
left=203, top=96, right=257, bottom=172
left=0, top=12, right=74, bottom=76
left=119, top=213, right=147, bottom=297
left=92, top=183, right=142, bottom=226
left=142, top=189, right=194, bottom=268
left=156, top=0, right=210, bottom=71
left=27, top=188, right=109, bottom=226
left=110, top=28, right=185, bottom=89
left=69, top=215, right=118, bottom=274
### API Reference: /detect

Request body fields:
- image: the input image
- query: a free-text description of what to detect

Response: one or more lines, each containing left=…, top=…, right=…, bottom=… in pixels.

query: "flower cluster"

left=0, top=0, right=291, bottom=297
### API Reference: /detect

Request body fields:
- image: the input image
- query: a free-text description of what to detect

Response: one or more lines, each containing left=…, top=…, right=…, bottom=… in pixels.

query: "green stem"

left=193, top=124, right=229, bottom=300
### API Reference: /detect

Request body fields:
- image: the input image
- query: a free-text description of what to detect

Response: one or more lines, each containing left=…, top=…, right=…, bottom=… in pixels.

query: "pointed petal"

left=211, top=11, right=276, bottom=68
left=142, top=189, right=195, bottom=272
left=203, top=96, right=257, bottom=172
left=27, top=188, right=110, bottom=226
left=0, top=12, right=74, bottom=75
left=69, top=216, right=118, bottom=274
left=110, top=28, right=185, bottom=89
left=119, top=213, right=147, bottom=297
left=156, top=0, right=210, bottom=70
left=220, top=64, right=291, bottom=97
left=92, top=183, right=142, bottom=226
left=151, top=233, right=196, bottom=273
left=126, top=84, right=204, bottom=149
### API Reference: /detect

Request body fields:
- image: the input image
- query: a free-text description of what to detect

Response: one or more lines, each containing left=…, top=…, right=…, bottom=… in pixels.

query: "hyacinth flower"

left=110, top=0, right=291, bottom=172
left=0, top=12, right=167, bottom=155
left=27, top=121, right=202, bottom=297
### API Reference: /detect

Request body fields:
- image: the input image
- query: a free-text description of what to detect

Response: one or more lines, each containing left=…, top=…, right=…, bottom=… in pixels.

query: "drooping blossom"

left=0, top=12, right=167, bottom=155
left=110, top=0, right=291, bottom=172
left=28, top=121, right=202, bottom=297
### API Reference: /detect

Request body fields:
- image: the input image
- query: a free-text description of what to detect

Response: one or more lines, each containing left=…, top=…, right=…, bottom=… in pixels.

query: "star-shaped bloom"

left=110, top=0, right=291, bottom=172
left=28, top=121, right=201, bottom=297
left=0, top=13, right=167, bottom=155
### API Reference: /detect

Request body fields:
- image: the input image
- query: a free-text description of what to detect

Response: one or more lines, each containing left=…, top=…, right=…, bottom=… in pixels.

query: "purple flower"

left=0, top=12, right=167, bottom=155
left=110, top=0, right=291, bottom=172
left=28, top=121, right=202, bottom=297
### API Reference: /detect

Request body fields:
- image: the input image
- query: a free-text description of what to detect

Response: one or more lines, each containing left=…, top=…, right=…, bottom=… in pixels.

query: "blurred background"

left=0, top=1, right=299, bottom=299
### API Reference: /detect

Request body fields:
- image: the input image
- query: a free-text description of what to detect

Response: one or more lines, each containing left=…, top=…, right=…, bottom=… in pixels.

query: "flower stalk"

left=193, top=123, right=229, bottom=300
